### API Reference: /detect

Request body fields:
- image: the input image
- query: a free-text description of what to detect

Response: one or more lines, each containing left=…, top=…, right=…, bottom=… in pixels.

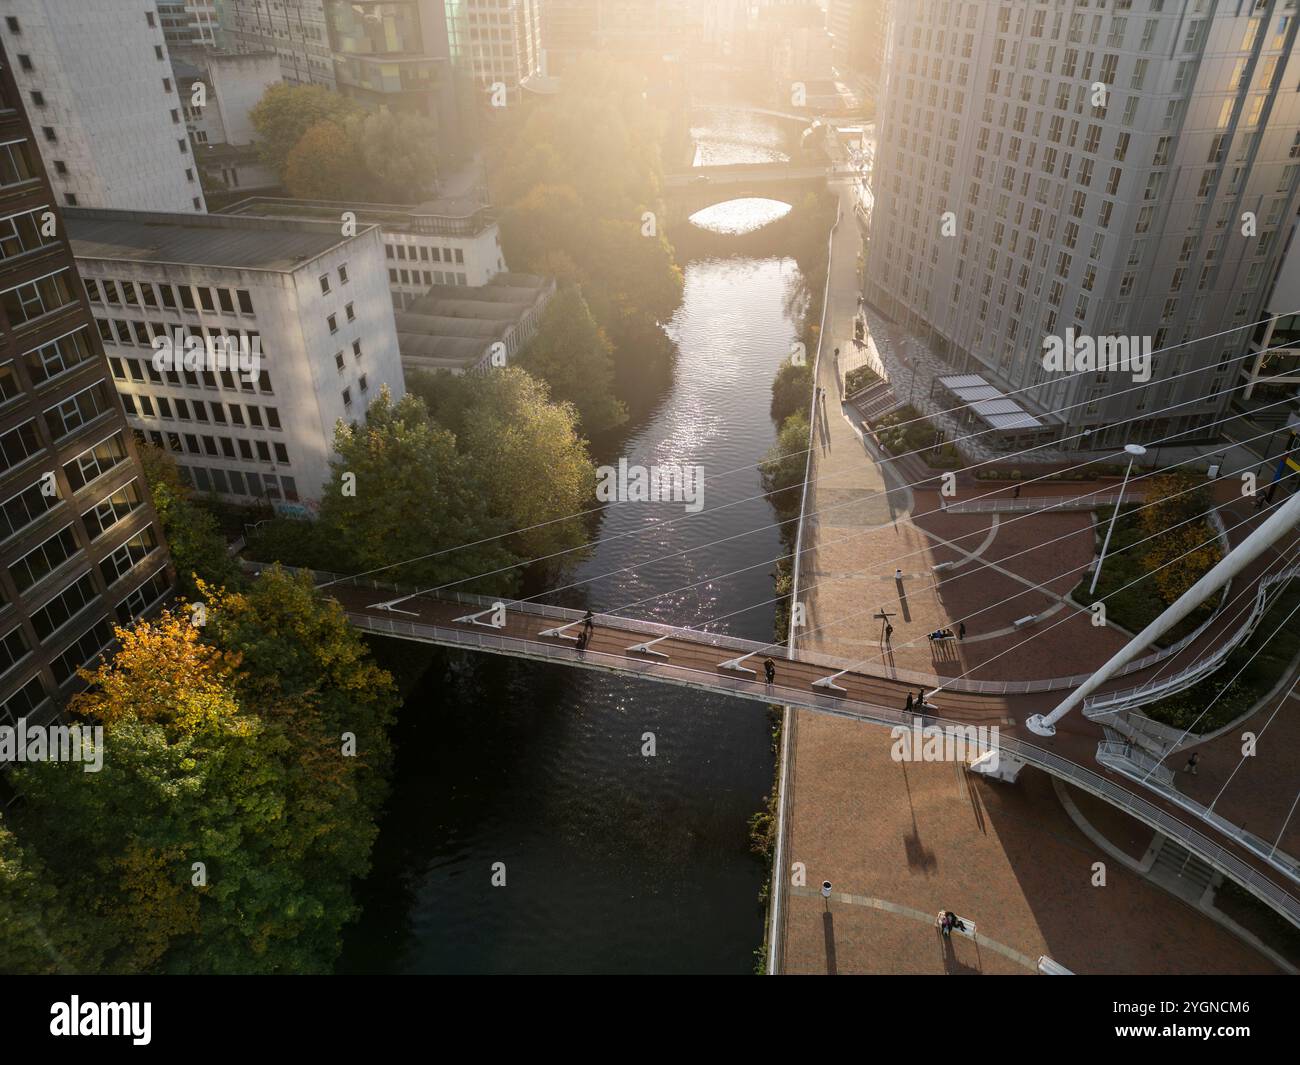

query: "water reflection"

left=689, top=197, right=793, bottom=235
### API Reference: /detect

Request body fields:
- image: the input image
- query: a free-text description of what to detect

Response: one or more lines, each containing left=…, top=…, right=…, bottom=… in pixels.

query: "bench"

left=1012, top=614, right=1037, bottom=629
left=927, top=630, right=956, bottom=642
left=936, top=912, right=976, bottom=939
left=1036, top=955, right=1074, bottom=975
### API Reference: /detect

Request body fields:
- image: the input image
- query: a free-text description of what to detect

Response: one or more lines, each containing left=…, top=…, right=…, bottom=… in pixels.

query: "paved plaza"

left=778, top=176, right=1294, bottom=975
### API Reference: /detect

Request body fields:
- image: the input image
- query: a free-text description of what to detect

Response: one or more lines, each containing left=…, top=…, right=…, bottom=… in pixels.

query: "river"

left=339, top=108, right=805, bottom=974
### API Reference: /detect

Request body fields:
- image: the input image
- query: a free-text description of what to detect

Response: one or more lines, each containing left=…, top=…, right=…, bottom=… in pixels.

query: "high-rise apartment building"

left=159, top=1, right=221, bottom=50
left=865, top=1, right=1300, bottom=450
left=464, top=1, right=542, bottom=99
left=215, top=0, right=337, bottom=88
left=0, top=0, right=207, bottom=214
left=219, top=0, right=468, bottom=155
left=0, top=42, right=172, bottom=731
left=826, top=0, right=891, bottom=100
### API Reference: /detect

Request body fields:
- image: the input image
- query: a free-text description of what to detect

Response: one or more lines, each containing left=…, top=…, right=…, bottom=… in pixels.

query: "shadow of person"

left=940, top=930, right=982, bottom=975
left=823, top=910, right=838, bottom=975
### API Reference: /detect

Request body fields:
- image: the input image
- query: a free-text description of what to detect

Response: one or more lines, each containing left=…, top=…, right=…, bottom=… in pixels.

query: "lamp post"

left=1089, top=443, right=1146, bottom=596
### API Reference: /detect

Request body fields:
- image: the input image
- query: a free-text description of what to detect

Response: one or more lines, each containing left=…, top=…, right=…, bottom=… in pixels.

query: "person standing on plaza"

left=958, top=621, right=966, bottom=640
left=1184, top=752, right=1200, bottom=776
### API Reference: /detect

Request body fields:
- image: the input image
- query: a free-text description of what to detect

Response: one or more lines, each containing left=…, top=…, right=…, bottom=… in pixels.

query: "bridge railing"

left=247, top=561, right=1245, bottom=698
left=339, top=605, right=1300, bottom=926
left=1083, top=564, right=1300, bottom=717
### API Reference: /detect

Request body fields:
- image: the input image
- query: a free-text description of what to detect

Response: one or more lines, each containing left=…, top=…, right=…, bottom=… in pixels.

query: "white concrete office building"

left=865, top=0, right=1300, bottom=450
left=0, top=0, right=206, bottom=213
left=65, top=209, right=405, bottom=517
left=222, top=195, right=508, bottom=310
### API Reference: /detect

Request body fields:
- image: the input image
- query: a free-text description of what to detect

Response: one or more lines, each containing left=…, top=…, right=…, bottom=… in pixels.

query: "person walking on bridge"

left=581, top=609, right=594, bottom=641
left=764, top=658, right=776, bottom=687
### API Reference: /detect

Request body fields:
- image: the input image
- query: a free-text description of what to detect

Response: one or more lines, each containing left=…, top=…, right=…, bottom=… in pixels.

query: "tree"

left=760, top=412, right=811, bottom=515
left=446, top=369, right=595, bottom=567
left=770, top=357, right=813, bottom=425
left=517, top=286, right=626, bottom=434
left=357, top=110, right=439, bottom=202
left=249, top=84, right=362, bottom=182
left=14, top=575, right=399, bottom=974
left=316, top=386, right=518, bottom=592
left=283, top=119, right=368, bottom=202
left=138, top=443, right=239, bottom=599
left=0, top=815, right=72, bottom=974
left=407, top=369, right=595, bottom=570
left=15, top=612, right=276, bottom=973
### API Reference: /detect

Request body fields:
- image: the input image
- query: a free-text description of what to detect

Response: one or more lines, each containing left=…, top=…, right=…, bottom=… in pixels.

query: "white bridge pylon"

left=1028, top=487, right=1300, bottom=736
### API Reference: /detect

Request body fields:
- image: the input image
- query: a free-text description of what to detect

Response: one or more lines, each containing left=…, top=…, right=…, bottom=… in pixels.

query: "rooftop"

left=65, top=208, right=372, bottom=273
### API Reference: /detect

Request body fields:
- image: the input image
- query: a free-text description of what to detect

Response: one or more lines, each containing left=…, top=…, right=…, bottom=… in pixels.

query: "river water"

left=339, top=109, right=805, bottom=974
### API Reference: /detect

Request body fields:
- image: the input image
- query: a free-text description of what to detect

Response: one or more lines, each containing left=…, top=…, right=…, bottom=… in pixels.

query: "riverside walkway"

left=768, top=173, right=1298, bottom=974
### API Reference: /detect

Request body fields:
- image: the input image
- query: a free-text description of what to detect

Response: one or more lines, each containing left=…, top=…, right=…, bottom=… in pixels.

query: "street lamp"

left=1089, top=443, right=1146, bottom=596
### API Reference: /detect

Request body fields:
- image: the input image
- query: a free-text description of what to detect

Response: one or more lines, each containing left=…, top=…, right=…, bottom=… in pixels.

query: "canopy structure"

left=935, top=373, right=1044, bottom=431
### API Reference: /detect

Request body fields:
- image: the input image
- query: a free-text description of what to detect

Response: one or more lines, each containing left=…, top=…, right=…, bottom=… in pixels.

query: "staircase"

left=1148, top=836, right=1219, bottom=903
left=849, top=380, right=902, bottom=422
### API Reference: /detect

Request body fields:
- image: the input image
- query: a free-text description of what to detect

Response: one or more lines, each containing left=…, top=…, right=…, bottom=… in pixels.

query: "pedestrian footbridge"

left=248, top=563, right=1300, bottom=929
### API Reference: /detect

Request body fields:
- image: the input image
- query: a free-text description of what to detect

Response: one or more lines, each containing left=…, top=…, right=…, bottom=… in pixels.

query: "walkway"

left=773, top=174, right=1294, bottom=974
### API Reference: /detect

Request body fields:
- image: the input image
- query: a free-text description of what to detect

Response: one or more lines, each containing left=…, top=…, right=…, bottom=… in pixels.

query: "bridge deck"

left=287, top=571, right=1300, bottom=925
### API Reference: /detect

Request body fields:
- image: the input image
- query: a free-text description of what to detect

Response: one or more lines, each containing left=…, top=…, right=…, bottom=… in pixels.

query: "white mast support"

left=452, top=605, right=508, bottom=629
left=627, top=634, right=671, bottom=659
left=718, top=650, right=762, bottom=676
left=539, top=619, right=582, bottom=640
left=368, top=594, right=422, bottom=615
left=1028, top=490, right=1300, bottom=737
left=812, top=669, right=849, bottom=693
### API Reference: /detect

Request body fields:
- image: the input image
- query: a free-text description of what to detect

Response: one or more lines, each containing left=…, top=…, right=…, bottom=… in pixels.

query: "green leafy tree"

left=407, top=369, right=595, bottom=570
left=249, top=84, right=363, bottom=182
left=517, top=285, right=626, bottom=434
left=357, top=110, right=439, bottom=202
left=316, top=386, right=517, bottom=591
left=760, top=412, right=811, bottom=515
left=770, top=357, right=813, bottom=424
left=138, top=443, right=239, bottom=598
left=0, top=815, right=74, bottom=974
left=283, top=119, right=368, bottom=201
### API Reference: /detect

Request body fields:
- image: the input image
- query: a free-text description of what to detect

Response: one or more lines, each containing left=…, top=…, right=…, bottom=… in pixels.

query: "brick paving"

left=778, top=177, right=1290, bottom=975
left=781, top=718, right=1278, bottom=974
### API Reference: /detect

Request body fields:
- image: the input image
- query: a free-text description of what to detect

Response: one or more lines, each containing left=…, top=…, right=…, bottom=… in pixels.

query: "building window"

left=345, top=301, right=354, bottom=322
left=5, top=17, right=20, bottom=33
left=342, top=388, right=352, bottom=408
left=319, top=274, right=331, bottom=295
left=327, top=313, right=337, bottom=333
left=352, top=339, right=362, bottom=360
left=41, top=126, right=56, bottom=143
left=339, top=264, right=349, bottom=284
left=17, top=54, right=32, bottom=72
left=334, top=352, right=345, bottom=371
left=30, top=91, right=44, bottom=108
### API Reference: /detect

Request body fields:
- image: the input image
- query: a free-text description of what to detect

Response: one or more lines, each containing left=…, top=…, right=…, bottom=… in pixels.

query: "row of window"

left=390, top=268, right=469, bottom=288
left=0, top=205, right=59, bottom=264
left=86, top=276, right=254, bottom=317
left=386, top=242, right=466, bottom=266
left=1, top=268, right=76, bottom=328
left=177, top=463, right=298, bottom=504
left=0, top=380, right=119, bottom=477
left=137, top=426, right=288, bottom=467
left=106, top=348, right=274, bottom=397
left=120, top=388, right=283, bottom=434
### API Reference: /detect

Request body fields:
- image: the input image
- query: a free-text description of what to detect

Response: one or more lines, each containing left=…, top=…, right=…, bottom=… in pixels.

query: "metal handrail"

left=340, top=607, right=1300, bottom=927
left=1085, top=563, right=1300, bottom=714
